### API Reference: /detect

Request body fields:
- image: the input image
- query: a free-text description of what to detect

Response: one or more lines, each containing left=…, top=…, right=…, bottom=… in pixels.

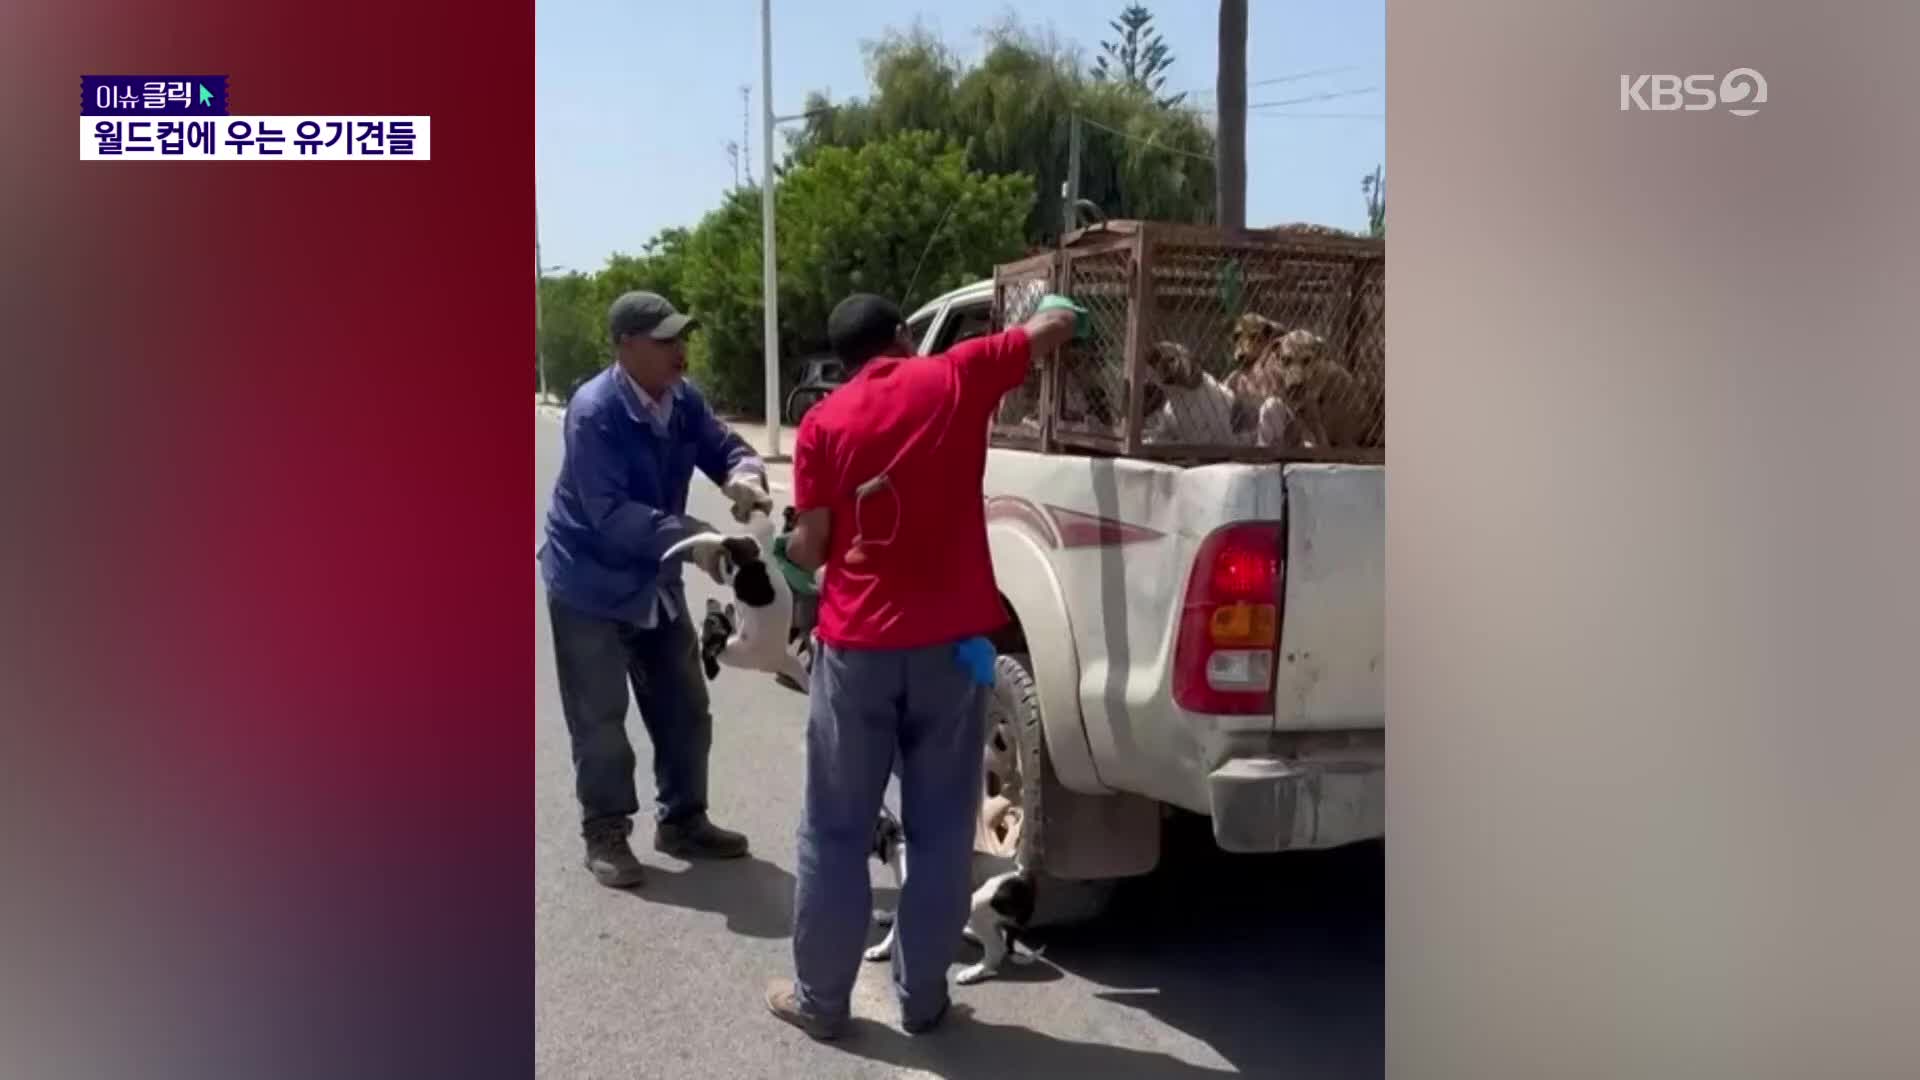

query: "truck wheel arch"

left=986, top=524, right=1109, bottom=795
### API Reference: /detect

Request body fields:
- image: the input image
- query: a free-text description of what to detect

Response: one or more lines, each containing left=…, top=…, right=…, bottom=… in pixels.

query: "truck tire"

left=978, top=652, right=1115, bottom=928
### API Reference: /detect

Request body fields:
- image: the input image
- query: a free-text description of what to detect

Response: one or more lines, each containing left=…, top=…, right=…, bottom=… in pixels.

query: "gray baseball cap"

left=608, top=291, right=697, bottom=343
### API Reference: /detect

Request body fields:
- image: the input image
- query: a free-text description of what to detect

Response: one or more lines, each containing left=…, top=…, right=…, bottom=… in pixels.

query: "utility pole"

left=759, top=0, right=781, bottom=456
left=1063, top=112, right=1082, bottom=238
left=1215, top=0, right=1248, bottom=233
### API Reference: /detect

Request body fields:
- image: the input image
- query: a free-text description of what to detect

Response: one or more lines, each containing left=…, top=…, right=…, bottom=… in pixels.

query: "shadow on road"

left=837, top=823, right=1382, bottom=1079
left=624, top=856, right=796, bottom=940
left=1042, top=826, right=1384, bottom=1079
left=838, top=1007, right=1237, bottom=1079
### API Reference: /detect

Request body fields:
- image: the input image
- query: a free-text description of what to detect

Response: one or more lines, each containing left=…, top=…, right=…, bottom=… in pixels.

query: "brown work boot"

left=653, top=814, right=749, bottom=859
left=765, top=978, right=845, bottom=1041
left=583, top=830, right=645, bottom=889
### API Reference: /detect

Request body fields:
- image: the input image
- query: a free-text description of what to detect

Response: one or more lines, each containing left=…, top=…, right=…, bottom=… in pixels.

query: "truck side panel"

left=983, top=523, right=1110, bottom=795
left=1274, top=465, right=1385, bottom=731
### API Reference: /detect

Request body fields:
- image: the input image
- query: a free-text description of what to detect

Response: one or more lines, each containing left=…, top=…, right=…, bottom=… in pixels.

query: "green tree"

left=543, top=18, right=1216, bottom=418
left=791, top=20, right=1214, bottom=247
left=1093, top=4, right=1184, bottom=107
left=678, top=131, right=1034, bottom=412
left=538, top=228, right=696, bottom=398
left=538, top=271, right=606, bottom=399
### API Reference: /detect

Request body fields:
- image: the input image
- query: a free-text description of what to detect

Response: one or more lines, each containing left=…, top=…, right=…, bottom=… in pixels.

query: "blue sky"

left=536, top=1, right=1384, bottom=273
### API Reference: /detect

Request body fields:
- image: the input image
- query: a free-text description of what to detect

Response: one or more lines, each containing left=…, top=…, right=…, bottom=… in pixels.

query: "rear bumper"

left=1207, top=754, right=1384, bottom=853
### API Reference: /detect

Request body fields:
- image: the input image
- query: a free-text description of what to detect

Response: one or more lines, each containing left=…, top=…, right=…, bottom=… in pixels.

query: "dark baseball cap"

left=608, top=291, right=696, bottom=343
left=827, top=293, right=904, bottom=366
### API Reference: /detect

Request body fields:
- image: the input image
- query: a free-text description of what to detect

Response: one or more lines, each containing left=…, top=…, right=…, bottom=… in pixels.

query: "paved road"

left=535, top=409, right=1383, bottom=1079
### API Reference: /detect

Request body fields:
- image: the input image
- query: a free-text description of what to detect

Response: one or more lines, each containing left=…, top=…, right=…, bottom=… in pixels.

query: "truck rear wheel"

left=977, top=652, right=1115, bottom=927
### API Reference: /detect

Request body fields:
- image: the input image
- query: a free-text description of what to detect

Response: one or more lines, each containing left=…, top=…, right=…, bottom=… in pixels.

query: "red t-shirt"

left=792, top=328, right=1032, bottom=650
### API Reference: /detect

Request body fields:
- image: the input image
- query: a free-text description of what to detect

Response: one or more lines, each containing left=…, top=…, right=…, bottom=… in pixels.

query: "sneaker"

left=583, top=831, right=645, bottom=889
left=764, top=978, right=845, bottom=1041
left=654, top=815, right=750, bottom=859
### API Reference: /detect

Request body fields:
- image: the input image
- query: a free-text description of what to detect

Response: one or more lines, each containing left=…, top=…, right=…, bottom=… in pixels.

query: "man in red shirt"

left=764, top=292, right=1083, bottom=1039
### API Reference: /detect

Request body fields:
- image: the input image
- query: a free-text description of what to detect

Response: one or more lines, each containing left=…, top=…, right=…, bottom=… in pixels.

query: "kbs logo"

left=1619, top=68, right=1767, bottom=117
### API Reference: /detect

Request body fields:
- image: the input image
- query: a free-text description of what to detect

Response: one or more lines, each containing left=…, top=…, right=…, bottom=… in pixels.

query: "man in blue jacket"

left=541, top=291, right=773, bottom=889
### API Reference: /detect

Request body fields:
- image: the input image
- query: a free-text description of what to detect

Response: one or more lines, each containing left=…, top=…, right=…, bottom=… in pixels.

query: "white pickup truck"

left=905, top=276, right=1385, bottom=920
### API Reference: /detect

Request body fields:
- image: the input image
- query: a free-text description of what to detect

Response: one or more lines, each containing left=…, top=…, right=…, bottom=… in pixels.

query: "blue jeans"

left=547, top=597, right=712, bottom=837
left=792, top=639, right=987, bottom=1026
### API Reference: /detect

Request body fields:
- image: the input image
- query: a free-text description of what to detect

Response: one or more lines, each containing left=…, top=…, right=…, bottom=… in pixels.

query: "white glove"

left=723, top=470, right=773, bottom=524
left=688, top=544, right=729, bottom=585
left=677, top=517, right=730, bottom=584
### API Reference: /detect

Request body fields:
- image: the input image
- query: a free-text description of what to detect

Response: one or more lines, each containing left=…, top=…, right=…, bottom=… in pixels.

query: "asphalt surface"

left=534, top=408, right=1383, bottom=1079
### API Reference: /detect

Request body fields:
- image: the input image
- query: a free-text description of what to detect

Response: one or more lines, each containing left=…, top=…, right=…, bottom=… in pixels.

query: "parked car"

left=783, top=355, right=847, bottom=426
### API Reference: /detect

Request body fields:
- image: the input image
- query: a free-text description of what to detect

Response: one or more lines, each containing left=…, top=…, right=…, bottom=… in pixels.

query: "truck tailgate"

left=1274, top=464, right=1384, bottom=731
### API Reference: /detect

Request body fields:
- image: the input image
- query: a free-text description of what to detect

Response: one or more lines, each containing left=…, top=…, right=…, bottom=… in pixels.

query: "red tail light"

left=1172, top=521, right=1284, bottom=715
left=1211, top=542, right=1277, bottom=599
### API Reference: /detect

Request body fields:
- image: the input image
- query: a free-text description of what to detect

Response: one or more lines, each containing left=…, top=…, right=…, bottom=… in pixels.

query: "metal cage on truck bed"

left=989, top=220, right=1384, bottom=465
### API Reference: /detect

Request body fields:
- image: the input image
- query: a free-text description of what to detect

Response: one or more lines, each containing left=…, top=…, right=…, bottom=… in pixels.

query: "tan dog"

left=1229, top=313, right=1285, bottom=382
left=1226, top=319, right=1358, bottom=451
left=1225, top=314, right=1284, bottom=404
left=1276, top=329, right=1358, bottom=449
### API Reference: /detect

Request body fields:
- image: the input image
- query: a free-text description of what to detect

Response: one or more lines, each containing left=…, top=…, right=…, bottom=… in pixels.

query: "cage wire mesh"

left=1055, top=245, right=1133, bottom=446
left=990, top=259, right=1051, bottom=442
left=990, top=223, right=1384, bottom=462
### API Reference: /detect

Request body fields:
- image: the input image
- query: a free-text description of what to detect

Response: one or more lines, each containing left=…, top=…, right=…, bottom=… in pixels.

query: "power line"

left=772, top=104, right=838, bottom=125
left=1076, top=113, right=1216, bottom=165
left=1251, top=111, right=1383, bottom=120
left=1249, top=86, right=1379, bottom=110
left=1184, top=65, right=1361, bottom=99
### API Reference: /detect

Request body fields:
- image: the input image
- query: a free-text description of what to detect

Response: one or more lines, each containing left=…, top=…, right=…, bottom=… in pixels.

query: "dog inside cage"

left=987, top=221, right=1382, bottom=462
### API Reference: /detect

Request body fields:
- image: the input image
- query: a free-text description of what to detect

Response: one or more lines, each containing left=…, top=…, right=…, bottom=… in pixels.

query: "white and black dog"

left=862, top=806, right=1042, bottom=985
left=662, top=510, right=808, bottom=689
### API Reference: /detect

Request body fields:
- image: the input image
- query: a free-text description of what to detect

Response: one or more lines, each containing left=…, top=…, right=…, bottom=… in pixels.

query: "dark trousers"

left=548, top=596, right=713, bottom=838
left=792, top=639, right=988, bottom=1026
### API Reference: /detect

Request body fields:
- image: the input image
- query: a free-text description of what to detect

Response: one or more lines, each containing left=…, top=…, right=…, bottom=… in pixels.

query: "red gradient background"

left=2, top=2, right=532, bottom=1075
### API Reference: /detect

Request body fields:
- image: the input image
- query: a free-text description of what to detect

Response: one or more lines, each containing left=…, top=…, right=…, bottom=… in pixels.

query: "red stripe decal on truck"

left=985, top=497, right=1164, bottom=549
left=1044, top=505, right=1164, bottom=549
left=984, top=496, right=1061, bottom=548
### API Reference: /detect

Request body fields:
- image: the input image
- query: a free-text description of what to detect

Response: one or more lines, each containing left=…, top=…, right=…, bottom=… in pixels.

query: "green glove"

left=1036, top=293, right=1091, bottom=341
left=770, top=533, right=818, bottom=597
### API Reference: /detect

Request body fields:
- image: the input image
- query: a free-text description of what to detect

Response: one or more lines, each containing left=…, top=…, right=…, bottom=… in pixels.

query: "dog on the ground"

left=954, top=868, right=1040, bottom=984
left=864, top=806, right=907, bottom=941
left=862, top=806, right=1042, bottom=984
